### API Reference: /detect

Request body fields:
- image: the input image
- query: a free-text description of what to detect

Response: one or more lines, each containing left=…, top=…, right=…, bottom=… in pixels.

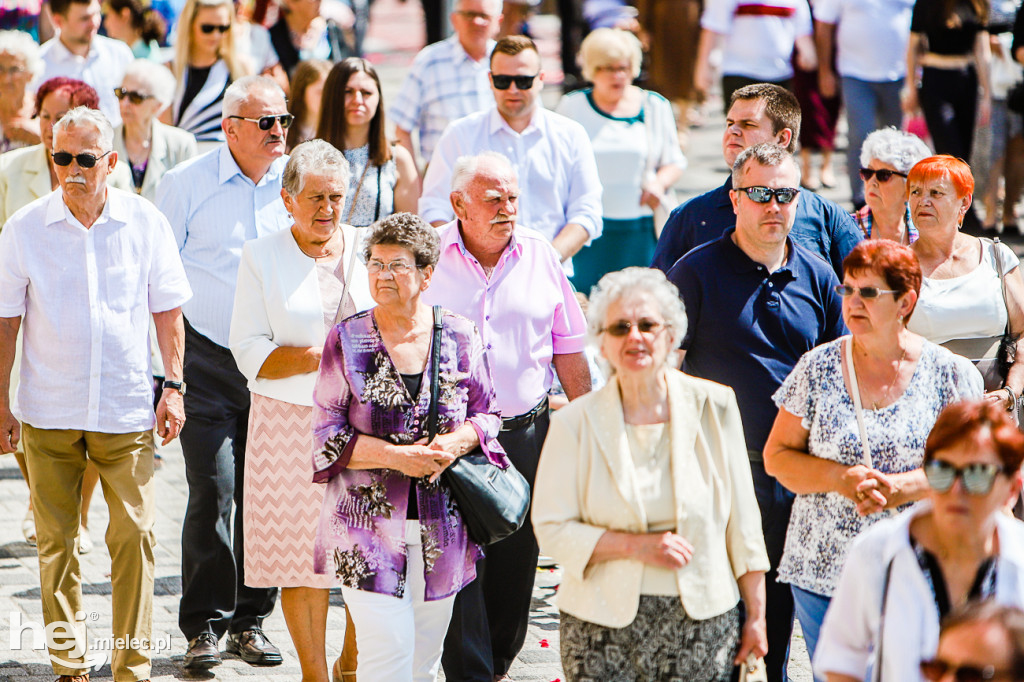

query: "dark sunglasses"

left=736, top=186, right=800, bottom=204
left=228, top=114, right=294, bottom=130
left=114, top=87, right=153, bottom=104
left=834, top=284, right=901, bottom=299
left=601, top=318, right=665, bottom=337
left=860, top=167, right=908, bottom=183
left=51, top=151, right=112, bottom=168
left=199, top=23, right=231, bottom=34
left=491, top=73, right=539, bottom=90
left=921, top=659, right=1011, bottom=681
left=924, top=459, right=1008, bottom=495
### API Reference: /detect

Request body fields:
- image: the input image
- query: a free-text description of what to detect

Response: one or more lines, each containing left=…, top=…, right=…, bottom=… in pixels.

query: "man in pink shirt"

left=423, top=151, right=592, bottom=682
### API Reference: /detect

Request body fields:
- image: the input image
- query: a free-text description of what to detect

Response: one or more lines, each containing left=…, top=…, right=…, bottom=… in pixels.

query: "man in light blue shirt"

left=155, top=74, right=292, bottom=672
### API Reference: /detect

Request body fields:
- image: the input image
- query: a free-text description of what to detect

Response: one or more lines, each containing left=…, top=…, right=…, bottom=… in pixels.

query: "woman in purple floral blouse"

left=311, top=212, right=506, bottom=681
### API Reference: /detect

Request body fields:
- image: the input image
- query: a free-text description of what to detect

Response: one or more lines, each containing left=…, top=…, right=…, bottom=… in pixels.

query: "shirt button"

left=487, top=344, right=492, bottom=350
left=485, top=315, right=490, bottom=320
left=767, top=282, right=774, bottom=288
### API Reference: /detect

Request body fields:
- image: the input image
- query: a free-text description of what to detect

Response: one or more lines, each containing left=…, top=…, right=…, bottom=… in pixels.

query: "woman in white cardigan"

left=532, top=267, right=770, bottom=682
left=229, top=140, right=373, bottom=682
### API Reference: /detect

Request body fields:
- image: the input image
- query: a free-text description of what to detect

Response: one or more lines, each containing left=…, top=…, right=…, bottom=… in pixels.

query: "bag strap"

left=986, top=237, right=1011, bottom=336
left=844, top=335, right=873, bottom=468
left=345, top=161, right=372, bottom=224
left=332, top=226, right=361, bottom=326
left=427, top=305, right=443, bottom=443
left=872, top=555, right=898, bottom=682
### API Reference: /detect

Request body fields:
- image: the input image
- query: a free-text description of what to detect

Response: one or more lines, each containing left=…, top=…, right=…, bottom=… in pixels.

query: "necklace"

left=854, top=341, right=908, bottom=409
left=296, top=230, right=340, bottom=260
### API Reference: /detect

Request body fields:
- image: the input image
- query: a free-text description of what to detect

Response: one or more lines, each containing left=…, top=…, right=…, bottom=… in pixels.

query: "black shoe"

left=183, top=632, right=221, bottom=670
left=226, top=628, right=283, bottom=666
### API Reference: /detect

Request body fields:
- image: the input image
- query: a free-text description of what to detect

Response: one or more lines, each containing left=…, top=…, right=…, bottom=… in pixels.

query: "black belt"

left=500, top=398, right=549, bottom=432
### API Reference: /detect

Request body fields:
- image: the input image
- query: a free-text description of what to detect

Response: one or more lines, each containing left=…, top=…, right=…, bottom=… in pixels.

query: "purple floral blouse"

left=311, top=308, right=507, bottom=600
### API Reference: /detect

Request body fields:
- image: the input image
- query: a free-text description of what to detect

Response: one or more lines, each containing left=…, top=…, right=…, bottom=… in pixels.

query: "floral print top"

left=311, top=308, right=507, bottom=600
left=772, top=338, right=983, bottom=596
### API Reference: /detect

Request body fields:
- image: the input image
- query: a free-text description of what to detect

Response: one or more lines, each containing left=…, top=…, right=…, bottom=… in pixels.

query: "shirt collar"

left=487, top=106, right=544, bottom=137
left=451, top=35, right=495, bottom=66
left=46, top=186, right=120, bottom=229
left=716, top=175, right=734, bottom=208
left=217, top=144, right=287, bottom=186
left=720, top=226, right=798, bottom=278
left=48, top=36, right=98, bottom=63
left=443, top=219, right=522, bottom=260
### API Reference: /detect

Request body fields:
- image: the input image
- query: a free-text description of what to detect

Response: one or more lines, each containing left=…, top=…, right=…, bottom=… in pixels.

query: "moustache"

left=266, top=135, right=284, bottom=144
left=491, top=214, right=514, bottom=225
left=66, top=176, right=87, bottom=185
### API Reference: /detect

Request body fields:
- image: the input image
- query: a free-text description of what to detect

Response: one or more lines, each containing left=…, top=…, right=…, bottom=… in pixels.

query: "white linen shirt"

left=155, top=144, right=292, bottom=348
left=0, top=188, right=192, bottom=433
left=419, top=107, right=603, bottom=244
left=388, top=35, right=495, bottom=163
left=36, top=35, right=134, bottom=127
left=813, top=0, right=915, bottom=82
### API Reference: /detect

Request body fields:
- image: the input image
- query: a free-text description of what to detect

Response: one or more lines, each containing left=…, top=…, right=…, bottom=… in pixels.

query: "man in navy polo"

left=652, top=83, right=861, bottom=276
left=668, top=143, right=846, bottom=682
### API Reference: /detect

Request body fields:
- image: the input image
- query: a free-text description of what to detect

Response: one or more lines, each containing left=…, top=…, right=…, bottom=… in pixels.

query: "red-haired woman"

left=907, top=155, right=1024, bottom=410
left=764, top=239, right=984, bottom=668
left=816, top=399, right=1024, bottom=681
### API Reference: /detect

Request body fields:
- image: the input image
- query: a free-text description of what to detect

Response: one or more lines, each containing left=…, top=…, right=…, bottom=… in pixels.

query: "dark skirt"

left=792, top=64, right=841, bottom=151
left=571, top=216, right=658, bottom=296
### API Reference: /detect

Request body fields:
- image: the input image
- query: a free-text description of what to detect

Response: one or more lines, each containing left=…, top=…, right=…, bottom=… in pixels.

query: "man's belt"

left=500, top=398, right=549, bottom=432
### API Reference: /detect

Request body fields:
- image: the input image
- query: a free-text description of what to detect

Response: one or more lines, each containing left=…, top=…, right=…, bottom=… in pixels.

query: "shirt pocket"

left=105, top=264, right=140, bottom=312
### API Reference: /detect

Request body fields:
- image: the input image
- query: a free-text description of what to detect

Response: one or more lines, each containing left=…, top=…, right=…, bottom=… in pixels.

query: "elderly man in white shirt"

left=0, top=106, right=190, bottom=682
left=419, top=35, right=603, bottom=268
left=390, top=0, right=503, bottom=168
left=155, top=74, right=293, bottom=672
left=36, top=0, right=134, bottom=127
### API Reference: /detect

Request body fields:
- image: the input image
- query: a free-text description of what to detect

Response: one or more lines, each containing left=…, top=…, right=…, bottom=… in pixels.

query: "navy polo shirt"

left=668, top=229, right=847, bottom=457
left=651, top=175, right=863, bottom=277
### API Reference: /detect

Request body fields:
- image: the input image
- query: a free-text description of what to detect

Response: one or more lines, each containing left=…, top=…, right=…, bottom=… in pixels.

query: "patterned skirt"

left=243, top=393, right=335, bottom=589
left=559, top=597, right=740, bottom=682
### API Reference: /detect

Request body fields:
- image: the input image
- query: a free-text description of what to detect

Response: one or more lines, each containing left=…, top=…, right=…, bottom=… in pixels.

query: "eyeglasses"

left=860, top=168, right=908, bottom=183
left=199, top=23, right=231, bottom=34
left=924, top=459, right=1008, bottom=495
left=735, top=186, right=800, bottom=204
left=0, top=64, right=27, bottom=76
left=834, top=284, right=901, bottom=299
left=367, top=259, right=416, bottom=276
left=594, top=64, right=631, bottom=75
left=921, top=659, right=1012, bottom=681
left=51, top=151, right=112, bottom=168
left=114, top=87, right=153, bottom=104
left=227, top=114, right=294, bottom=130
left=601, top=318, right=666, bottom=337
left=491, top=73, right=539, bottom=90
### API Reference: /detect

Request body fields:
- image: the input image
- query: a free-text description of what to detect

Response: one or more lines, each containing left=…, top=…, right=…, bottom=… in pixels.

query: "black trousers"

left=441, top=409, right=550, bottom=681
left=177, top=321, right=277, bottom=641
left=919, top=65, right=978, bottom=161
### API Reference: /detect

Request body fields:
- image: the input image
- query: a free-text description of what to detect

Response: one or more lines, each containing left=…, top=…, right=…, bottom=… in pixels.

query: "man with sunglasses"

left=155, top=75, right=292, bottom=671
left=667, top=143, right=846, bottom=682
left=651, top=83, right=861, bottom=278
left=0, top=106, right=191, bottom=682
left=419, top=35, right=602, bottom=272
left=36, top=0, right=134, bottom=126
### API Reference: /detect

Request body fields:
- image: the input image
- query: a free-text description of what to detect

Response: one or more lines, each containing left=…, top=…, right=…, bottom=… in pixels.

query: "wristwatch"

left=163, top=380, right=187, bottom=396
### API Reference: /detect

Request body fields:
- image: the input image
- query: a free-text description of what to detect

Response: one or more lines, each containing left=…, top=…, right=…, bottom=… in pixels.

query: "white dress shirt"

left=36, top=35, right=134, bottom=127
left=156, top=144, right=292, bottom=348
left=0, top=188, right=192, bottom=433
left=419, top=107, right=603, bottom=245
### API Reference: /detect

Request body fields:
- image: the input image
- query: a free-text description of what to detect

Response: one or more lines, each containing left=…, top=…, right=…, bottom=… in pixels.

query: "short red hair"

left=33, top=77, right=100, bottom=117
left=925, top=400, right=1024, bottom=471
left=907, top=155, right=975, bottom=198
left=842, top=239, right=923, bottom=319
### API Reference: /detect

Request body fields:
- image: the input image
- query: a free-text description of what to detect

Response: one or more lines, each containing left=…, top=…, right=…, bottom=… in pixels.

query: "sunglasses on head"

left=491, top=73, right=539, bottom=90
left=114, top=87, right=153, bottom=104
left=921, top=659, right=1012, bottom=681
left=51, top=151, right=112, bottom=168
left=736, top=186, right=800, bottom=204
left=601, top=318, right=665, bottom=337
left=199, top=23, right=231, bottom=34
left=860, top=167, right=908, bottom=183
left=834, top=284, right=901, bottom=299
left=924, top=459, right=1007, bottom=495
left=228, top=114, right=294, bottom=130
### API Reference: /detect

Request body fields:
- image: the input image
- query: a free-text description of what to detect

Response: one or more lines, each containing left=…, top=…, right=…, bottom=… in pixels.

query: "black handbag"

left=427, top=306, right=531, bottom=546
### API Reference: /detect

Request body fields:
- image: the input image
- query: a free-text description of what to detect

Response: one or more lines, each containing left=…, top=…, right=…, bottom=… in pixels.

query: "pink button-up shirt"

left=423, top=221, right=588, bottom=416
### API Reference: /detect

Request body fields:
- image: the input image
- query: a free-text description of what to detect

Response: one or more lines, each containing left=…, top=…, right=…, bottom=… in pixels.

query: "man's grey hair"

left=282, top=139, right=351, bottom=197
left=0, top=30, right=43, bottom=78
left=455, top=0, right=502, bottom=14
left=586, top=267, right=688, bottom=364
left=451, top=151, right=516, bottom=195
left=860, top=127, right=932, bottom=175
left=123, top=59, right=177, bottom=110
left=53, top=106, right=114, bottom=151
left=223, top=75, right=286, bottom=118
left=731, top=142, right=801, bottom=187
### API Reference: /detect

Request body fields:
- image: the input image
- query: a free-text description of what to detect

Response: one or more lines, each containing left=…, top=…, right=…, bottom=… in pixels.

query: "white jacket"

left=815, top=501, right=1024, bottom=681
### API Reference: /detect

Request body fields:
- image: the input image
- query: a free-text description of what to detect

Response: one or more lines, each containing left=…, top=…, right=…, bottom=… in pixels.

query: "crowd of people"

left=6, top=0, right=1024, bottom=682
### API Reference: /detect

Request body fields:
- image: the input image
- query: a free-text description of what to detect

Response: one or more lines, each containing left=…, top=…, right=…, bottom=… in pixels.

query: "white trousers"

left=341, top=520, right=456, bottom=682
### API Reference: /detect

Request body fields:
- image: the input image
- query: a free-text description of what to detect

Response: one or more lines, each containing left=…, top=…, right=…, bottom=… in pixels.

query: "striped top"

left=173, top=60, right=231, bottom=143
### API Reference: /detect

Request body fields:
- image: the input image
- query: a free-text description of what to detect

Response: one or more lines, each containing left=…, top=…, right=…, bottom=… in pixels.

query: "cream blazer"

left=112, top=120, right=198, bottom=202
left=533, top=369, right=770, bottom=627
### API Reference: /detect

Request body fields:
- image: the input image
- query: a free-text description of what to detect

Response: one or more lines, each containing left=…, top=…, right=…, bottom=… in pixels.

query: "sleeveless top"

left=341, top=144, right=397, bottom=227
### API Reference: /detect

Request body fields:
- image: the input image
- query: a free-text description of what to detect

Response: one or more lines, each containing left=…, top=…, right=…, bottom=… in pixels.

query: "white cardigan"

left=815, top=501, right=1024, bottom=681
left=229, top=224, right=374, bottom=406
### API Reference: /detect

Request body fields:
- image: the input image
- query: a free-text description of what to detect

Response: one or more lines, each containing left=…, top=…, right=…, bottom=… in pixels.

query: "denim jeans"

left=840, top=76, right=905, bottom=207
left=791, top=585, right=832, bottom=682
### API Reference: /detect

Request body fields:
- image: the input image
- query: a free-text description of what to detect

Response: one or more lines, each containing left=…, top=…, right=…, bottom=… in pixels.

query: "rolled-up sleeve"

left=229, top=242, right=276, bottom=383
left=551, top=264, right=588, bottom=355
left=148, top=214, right=192, bottom=313
left=563, top=124, right=603, bottom=239
left=311, top=324, right=359, bottom=482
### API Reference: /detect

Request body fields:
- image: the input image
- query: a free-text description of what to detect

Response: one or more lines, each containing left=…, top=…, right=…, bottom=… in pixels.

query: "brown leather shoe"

left=183, top=632, right=221, bottom=670
left=225, top=628, right=283, bottom=666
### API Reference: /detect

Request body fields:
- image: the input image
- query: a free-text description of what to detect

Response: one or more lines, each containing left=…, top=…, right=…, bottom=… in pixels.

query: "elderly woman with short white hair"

left=533, top=266, right=769, bottom=681
left=854, top=127, right=932, bottom=244
left=0, top=29, right=43, bottom=153
left=113, top=59, right=199, bottom=201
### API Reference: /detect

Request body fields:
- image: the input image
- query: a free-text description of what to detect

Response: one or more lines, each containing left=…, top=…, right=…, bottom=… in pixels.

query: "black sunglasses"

left=114, top=87, right=153, bottom=104
left=199, top=23, right=231, bottom=34
left=51, top=151, right=112, bottom=168
left=921, top=659, right=1011, bottom=681
left=860, top=167, right=908, bottom=183
left=491, top=73, right=539, bottom=90
left=228, top=114, right=294, bottom=130
left=924, top=459, right=1008, bottom=496
left=736, top=186, right=800, bottom=204
left=601, top=318, right=665, bottom=337
left=835, top=284, right=901, bottom=299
